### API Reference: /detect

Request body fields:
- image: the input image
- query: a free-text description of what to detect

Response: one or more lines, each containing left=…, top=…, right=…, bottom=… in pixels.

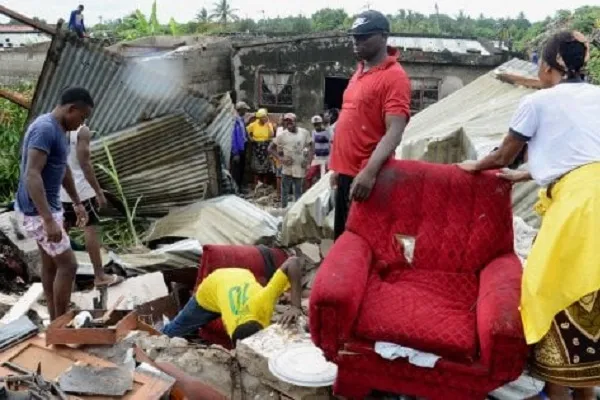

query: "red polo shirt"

left=329, top=47, right=411, bottom=177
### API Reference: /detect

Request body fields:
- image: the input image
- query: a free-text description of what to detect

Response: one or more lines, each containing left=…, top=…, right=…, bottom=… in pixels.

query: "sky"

left=0, top=0, right=594, bottom=26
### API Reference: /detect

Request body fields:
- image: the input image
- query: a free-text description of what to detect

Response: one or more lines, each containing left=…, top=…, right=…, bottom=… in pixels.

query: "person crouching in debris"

left=68, top=4, right=87, bottom=39
left=162, top=256, right=304, bottom=345
left=15, top=87, right=94, bottom=321
left=59, top=124, right=124, bottom=289
left=246, top=108, right=275, bottom=190
left=269, top=113, right=313, bottom=208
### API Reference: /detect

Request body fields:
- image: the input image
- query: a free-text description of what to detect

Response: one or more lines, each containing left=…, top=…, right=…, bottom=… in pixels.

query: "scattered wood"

left=46, top=310, right=137, bottom=346
left=0, top=316, right=38, bottom=351
left=0, top=336, right=172, bottom=399
left=0, top=283, right=43, bottom=326
left=0, top=89, right=31, bottom=109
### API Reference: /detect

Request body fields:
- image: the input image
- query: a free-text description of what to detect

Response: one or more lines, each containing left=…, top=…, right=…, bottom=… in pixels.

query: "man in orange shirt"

left=329, top=10, right=411, bottom=240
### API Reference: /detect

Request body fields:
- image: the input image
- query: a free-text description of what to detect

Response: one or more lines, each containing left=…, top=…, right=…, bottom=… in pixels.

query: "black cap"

left=348, top=10, right=390, bottom=36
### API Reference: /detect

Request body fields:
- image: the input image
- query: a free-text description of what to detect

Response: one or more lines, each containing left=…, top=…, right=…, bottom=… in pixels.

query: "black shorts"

left=62, top=198, right=99, bottom=228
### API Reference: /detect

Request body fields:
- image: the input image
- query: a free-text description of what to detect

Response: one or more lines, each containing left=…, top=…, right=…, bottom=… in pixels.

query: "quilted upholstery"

left=196, top=244, right=288, bottom=348
left=310, top=160, right=528, bottom=399
left=346, top=160, right=514, bottom=273
left=355, top=269, right=479, bottom=361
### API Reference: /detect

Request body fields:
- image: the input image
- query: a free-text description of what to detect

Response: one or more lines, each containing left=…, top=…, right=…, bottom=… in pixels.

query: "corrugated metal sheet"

left=388, top=36, right=491, bottom=55
left=28, top=31, right=214, bottom=137
left=206, top=93, right=235, bottom=168
left=144, top=195, right=280, bottom=246
left=91, top=112, right=221, bottom=216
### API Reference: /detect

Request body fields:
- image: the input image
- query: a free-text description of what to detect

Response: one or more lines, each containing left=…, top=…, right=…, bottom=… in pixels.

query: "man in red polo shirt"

left=329, top=10, right=411, bottom=240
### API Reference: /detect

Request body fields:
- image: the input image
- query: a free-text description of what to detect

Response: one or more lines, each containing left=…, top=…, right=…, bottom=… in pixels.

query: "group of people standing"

left=230, top=102, right=337, bottom=208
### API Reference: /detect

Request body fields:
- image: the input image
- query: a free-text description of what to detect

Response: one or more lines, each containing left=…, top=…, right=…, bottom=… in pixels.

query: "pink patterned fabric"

left=310, top=160, right=528, bottom=399
left=21, top=212, right=70, bottom=256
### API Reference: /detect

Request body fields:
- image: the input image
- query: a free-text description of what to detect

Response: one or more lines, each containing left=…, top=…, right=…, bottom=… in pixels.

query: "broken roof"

left=397, top=57, right=540, bottom=227
left=28, top=30, right=214, bottom=137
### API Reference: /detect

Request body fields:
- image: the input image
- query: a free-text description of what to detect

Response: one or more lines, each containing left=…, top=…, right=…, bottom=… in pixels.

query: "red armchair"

left=195, top=244, right=289, bottom=349
left=310, top=160, right=528, bottom=400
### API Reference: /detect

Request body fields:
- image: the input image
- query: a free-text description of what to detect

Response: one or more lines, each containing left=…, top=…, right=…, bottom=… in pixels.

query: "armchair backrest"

left=346, top=160, right=514, bottom=273
left=195, top=245, right=289, bottom=290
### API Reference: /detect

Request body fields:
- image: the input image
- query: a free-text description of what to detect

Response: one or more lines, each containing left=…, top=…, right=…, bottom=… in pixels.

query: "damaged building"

left=231, top=32, right=511, bottom=119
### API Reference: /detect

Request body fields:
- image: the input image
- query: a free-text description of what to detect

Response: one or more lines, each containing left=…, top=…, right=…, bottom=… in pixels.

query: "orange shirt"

left=329, top=47, right=411, bottom=177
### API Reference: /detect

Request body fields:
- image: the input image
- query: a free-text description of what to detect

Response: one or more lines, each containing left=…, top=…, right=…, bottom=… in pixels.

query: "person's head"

left=348, top=10, right=390, bottom=61
left=311, top=115, right=324, bottom=131
left=77, top=4, right=84, bottom=12
left=256, top=108, right=269, bottom=124
left=56, top=87, right=94, bottom=131
left=235, top=101, right=249, bottom=117
left=283, top=113, right=297, bottom=132
left=231, top=321, right=263, bottom=345
left=538, top=31, right=590, bottom=87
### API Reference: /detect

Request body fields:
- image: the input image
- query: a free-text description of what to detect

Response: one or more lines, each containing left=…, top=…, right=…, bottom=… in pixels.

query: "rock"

left=237, top=325, right=332, bottom=400
left=296, top=243, right=321, bottom=264
left=0, top=212, right=41, bottom=279
left=169, top=337, right=189, bottom=348
left=319, top=240, right=333, bottom=259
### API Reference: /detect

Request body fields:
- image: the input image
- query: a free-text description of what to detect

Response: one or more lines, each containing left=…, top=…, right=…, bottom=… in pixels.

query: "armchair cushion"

left=355, top=269, right=479, bottom=361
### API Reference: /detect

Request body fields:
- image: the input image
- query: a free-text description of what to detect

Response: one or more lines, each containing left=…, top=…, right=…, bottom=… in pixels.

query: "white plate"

left=268, top=343, right=338, bottom=387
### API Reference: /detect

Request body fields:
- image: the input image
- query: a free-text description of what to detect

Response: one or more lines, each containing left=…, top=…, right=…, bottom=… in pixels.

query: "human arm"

left=350, top=74, right=410, bottom=202
left=76, top=127, right=106, bottom=208
left=280, top=257, right=304, bottom=325
left=350, top=114, right=408, bottom=201
left=459, top=96, right=536, bottom=174
left=68, top=11, right=76, bottom=30
left=62, top=166, right=88, bottom=228
left=303, top=131, right=314, bottom=169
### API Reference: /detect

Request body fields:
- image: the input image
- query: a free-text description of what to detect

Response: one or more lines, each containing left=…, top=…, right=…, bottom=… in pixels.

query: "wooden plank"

left=0, top=5, right=57, bottom=35
left=0, top=283, right=43, bottom=326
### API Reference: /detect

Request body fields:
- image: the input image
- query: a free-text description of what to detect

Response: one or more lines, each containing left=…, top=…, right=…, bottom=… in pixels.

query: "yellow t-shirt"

left=196, top=268, right=290, bottom=337
left=247, top=121, right=274, bottom=142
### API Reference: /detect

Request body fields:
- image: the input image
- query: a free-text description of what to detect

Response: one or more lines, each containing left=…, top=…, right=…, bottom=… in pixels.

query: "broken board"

left=0, top=335, right=173, bottom=399
left=0, top=283, right=44, bottom=326
left=59, top=364, right=134, bottom=397
left=0, top=315, right=38, bottom=351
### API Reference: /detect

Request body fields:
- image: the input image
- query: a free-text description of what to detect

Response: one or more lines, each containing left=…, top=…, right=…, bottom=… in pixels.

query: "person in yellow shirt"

left=162, top=256, right=304, bottom=344
left=246, top=108, right=274, bottom=188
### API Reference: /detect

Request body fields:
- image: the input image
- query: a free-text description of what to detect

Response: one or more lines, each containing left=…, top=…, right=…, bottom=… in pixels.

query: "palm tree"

left=210, top=0, right=239, bottom=25
left=196, top=7, right=209, bottom=24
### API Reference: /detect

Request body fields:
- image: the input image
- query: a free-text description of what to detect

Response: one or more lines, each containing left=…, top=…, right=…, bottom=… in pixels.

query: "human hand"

left=301, top=160, right=308, bottom=169
left=43, top=218, right=63, bottom=243
left=350, top=168, right=376, bottom=202
left=96, top=192, right=107, bottom=209
left=280, top=306, right=303, bottom=326
left=330, top=172, right=339, bottom=188
left=232, top=154, right=241, bottom=163
left=283, top=157, right=293, bottom=166
left=457, top=160, right=480, bottom=173
left=74, top=203, right=88, bottom=228
left=496, top=168, right=531, bottom=183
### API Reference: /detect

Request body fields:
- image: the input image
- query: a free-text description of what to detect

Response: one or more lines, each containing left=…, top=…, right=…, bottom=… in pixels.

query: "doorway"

left=324, top=77, right=350, bottom=110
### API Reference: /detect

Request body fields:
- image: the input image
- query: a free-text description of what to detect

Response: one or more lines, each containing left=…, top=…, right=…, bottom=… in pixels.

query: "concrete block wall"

left=0, top=46, right=48, bottom=86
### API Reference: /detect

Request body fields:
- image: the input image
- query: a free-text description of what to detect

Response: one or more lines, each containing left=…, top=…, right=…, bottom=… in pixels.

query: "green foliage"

left=210, top=0, right=239, bottom=25
left=95, top=141, right=142, bottom=247
left=311, top=8, right=348, bottom=32
left=0, top=84, right=32, bottom=203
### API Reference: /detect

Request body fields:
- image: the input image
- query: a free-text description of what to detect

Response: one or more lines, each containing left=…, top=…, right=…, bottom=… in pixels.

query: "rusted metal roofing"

left=91, top=112, right=222, bottom=217
left=206, top=94, right=235, bottom=167
left=28, top=30, right=214, bottom=137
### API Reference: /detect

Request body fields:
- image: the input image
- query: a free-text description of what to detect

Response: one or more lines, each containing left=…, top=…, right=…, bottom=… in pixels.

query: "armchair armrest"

left=310, top=231, right=372, bottom=360
left=477, top=253, right=528, bottom=381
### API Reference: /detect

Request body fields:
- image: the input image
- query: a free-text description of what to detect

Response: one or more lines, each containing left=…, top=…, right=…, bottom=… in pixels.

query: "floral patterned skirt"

left=530, top=291, right=600, bottom=387
left=251, top=141, right=271, bottom=175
